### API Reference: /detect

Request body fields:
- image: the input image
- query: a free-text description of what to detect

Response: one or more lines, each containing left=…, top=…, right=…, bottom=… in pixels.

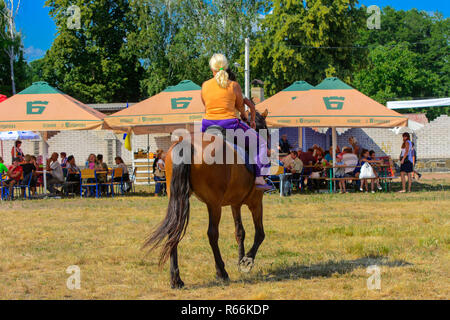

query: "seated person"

left=0, top=157, right=8, bottom=175
left=114, top=157, right=131, bottom=192
left=368, top=150, right=383, bottom=191
left=21, top=155, right=37, bottom=196
left=342, top=147, right=358, bottom=178
left=4, top=158, right=23, bottom=200
left=282, top=151, right=304, bottom=190
left=46, top=152, right=64, bottom=194
left=65, top=155, right=81, bottom=194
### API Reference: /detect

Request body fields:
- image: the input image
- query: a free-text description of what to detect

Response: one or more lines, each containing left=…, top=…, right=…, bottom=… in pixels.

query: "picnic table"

left=275, top=162, right=395, bottom=196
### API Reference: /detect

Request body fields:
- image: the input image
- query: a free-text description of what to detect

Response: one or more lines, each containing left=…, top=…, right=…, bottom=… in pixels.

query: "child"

left=368, top=151, right=383, bottom=191
left=335, top=154, right=347, bottom=193
left=354, top=149, right=374, bottom=193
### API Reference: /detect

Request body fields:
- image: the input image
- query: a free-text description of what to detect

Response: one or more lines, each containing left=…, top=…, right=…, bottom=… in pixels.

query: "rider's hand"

left=241, top=113, right=248, bottom=122
left=250, top=121, right=256, bottom=129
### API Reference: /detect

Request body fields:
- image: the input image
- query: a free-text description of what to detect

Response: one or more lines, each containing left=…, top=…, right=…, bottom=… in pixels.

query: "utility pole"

left=244, top=38, right=250, bottom=99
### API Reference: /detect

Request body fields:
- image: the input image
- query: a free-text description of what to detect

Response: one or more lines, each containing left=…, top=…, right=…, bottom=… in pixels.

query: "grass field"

left=0, top=175, right=449, bottom=300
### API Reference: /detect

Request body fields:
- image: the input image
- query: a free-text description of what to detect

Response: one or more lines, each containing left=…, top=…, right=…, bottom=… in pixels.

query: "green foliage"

left=354, top=7, right=449, bottom=120
left=0, top=0, right=29, bottom=95
left=249, top=0, right=367, bottom=96
left=128, top=0, right=266, bottom=96
left=41, top=0, right=144, bottom=103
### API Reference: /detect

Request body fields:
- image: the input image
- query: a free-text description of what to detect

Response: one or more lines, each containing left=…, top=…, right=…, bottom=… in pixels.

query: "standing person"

left=60, top=152, right=68, bottom=168
left=154, top=152, right=166, bottom=196
left=335, top=154, right=347, bottom=193
left=354, top=149, right=374, bottom=193
left=152, top=150, right=163, bottom=176
left=21, top=155, right=37, bottom=196
left=11, top=140, right=24, bottom=163
left=279, top=134, right=291, bottom=155
left=46, top=152, right=64, bottom=195
left=201, top=53, right=270, bottom=190
left=399, top=133, right=414, bottom=193
left=411, top=142, right=422, bottom=180
left=4, top=158, right=23, bottom=200
left=349, top=137, right=361, bottom=157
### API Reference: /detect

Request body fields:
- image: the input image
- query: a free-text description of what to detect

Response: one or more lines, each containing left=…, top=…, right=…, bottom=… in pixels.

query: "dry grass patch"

left=0, top=189, right=449, bottom=299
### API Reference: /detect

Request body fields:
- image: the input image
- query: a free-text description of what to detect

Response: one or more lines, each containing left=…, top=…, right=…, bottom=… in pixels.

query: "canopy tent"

left=265, top=78, right=408, bottom=128
left=0, top=82, right=106, bottom=131
left=104, top=80, right=205, bottom=135
left=256, top=81, right=314, bottom=114
left=0, top=81, right=107, bottom=194
left=387, top=98, right=450, bottom=110
left=263, top=77, right=408, bottom=191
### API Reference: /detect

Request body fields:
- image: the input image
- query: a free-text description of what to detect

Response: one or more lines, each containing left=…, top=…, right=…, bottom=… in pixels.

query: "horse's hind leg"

left=170, top=245, right=184, bottom=289
left=240, top=199, right=265, bottom=273
left=232, top=205, right=246, bottom=263
left=207, top=205, right=229, bottom=282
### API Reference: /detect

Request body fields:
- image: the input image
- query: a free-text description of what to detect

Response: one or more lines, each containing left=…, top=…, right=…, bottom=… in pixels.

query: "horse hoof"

left=171, top=279, right=185, bottom=289
left=239, top=257, right=254, bottom=273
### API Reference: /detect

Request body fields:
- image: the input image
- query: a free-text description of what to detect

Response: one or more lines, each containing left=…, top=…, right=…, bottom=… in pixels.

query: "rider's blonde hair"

left=209, top=53, right=229, bottom=88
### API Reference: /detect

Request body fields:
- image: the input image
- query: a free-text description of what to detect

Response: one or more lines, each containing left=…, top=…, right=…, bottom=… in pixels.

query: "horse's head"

left=242, top=109, right=268, bottom=132
left=254, top=109, right=269, bottom=132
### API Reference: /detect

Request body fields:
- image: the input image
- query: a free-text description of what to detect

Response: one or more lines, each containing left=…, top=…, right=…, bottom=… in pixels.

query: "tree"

left=42, top=0, right=144, bottom=103
left=1, top=0, right=21, bottom=95
left=128, top=0, right=266, bottom=96
left=249, top=0, right=367, bottom=96
left=355, top=7, right=449, bottom=120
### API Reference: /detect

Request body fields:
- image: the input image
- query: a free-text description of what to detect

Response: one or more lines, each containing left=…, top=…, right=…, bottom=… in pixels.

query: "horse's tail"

left=144, top=144, right=191, bottom=266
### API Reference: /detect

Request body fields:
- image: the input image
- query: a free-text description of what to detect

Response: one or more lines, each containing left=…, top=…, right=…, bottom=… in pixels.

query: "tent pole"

left=1, top=140, right=3, bottom=159
left=41, top=132, right=48, bottom=196
left=332, top=127, right=337, bottom=193
left=147, top=134, right=150, bottom=185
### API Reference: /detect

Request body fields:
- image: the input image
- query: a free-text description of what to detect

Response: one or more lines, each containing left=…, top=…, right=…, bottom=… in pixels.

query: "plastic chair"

left=80, top=169, right=99, bottom=198
left=111, top=168, right=124, bottom=195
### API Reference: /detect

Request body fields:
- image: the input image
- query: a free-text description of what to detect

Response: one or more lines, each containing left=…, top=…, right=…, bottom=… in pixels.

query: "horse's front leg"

left=207, top=205, right=229, bottom=282
left=170, top=245, right=184, bottom=289
left=232, top=205, right=246, bottom=264
left=240, top=197, right=265, bottom=273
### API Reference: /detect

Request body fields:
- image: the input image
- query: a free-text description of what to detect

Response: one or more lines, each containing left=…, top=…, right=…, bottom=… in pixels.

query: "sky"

left=14, top=0, right=450, bottom=62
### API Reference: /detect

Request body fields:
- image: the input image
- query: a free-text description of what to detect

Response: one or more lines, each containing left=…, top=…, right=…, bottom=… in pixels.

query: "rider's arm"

left=244, top=97, right=256, bottom=129
left=232, top=82, right=246, bottom=119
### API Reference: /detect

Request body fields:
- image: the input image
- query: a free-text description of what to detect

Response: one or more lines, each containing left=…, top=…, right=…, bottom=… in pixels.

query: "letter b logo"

left=27, top=101, right=48, bottom=115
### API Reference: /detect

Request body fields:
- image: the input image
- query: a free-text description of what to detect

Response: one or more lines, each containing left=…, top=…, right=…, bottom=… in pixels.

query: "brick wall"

left=1, top=115, right=448, bottom=168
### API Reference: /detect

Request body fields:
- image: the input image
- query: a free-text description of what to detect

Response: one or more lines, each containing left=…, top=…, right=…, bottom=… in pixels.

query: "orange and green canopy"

left=0, top=82, right=106, bottom=131
left=265, top=78, right=408, bottom=128
left=105, top=80, right=204, bottom=134
left=256, top=81, right=314, bottom=114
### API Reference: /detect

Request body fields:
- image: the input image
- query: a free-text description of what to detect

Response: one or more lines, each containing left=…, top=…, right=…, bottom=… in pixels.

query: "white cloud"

left=24, top=46, right=46, bottom=61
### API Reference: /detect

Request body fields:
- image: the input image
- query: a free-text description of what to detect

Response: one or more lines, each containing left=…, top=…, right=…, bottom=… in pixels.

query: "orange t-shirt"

left=201, top=78, right=244, bottom=120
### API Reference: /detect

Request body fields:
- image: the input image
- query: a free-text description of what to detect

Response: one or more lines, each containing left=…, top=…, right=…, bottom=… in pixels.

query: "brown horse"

left=145, top=112, right=269, bottom=288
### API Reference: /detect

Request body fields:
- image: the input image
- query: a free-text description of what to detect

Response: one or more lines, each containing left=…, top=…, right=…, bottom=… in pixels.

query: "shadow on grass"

left=190, top=256, right=412, bottom=289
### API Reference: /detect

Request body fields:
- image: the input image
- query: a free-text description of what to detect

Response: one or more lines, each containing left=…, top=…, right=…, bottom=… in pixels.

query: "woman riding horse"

left=145, top=54, right=269, bottom=289
left=201, top=53, right=271, bottom=190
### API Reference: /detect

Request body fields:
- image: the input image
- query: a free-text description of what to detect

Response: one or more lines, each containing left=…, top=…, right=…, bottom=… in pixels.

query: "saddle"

left=204, top=125, right=256, bottom=176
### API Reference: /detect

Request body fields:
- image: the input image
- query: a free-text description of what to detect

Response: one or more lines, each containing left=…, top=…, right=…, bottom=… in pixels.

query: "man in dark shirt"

left=279, top=134, right=291, bottom=155
left=21, top=155, right=36, bottom=196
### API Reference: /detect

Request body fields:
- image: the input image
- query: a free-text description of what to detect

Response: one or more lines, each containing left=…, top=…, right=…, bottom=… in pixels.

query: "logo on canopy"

left=27, top=101, right=48, bottom=115
left=323, top=97, right=345, bottom=110
left=171, top=97, right=193, bottom=110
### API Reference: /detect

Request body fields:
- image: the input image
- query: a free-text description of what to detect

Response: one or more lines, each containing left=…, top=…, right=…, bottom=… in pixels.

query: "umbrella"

left=0, top=82, right=106, bottom=194
left=105, top=80, right=204, bottom=134
left=0, top=131, right=40, bottom=141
